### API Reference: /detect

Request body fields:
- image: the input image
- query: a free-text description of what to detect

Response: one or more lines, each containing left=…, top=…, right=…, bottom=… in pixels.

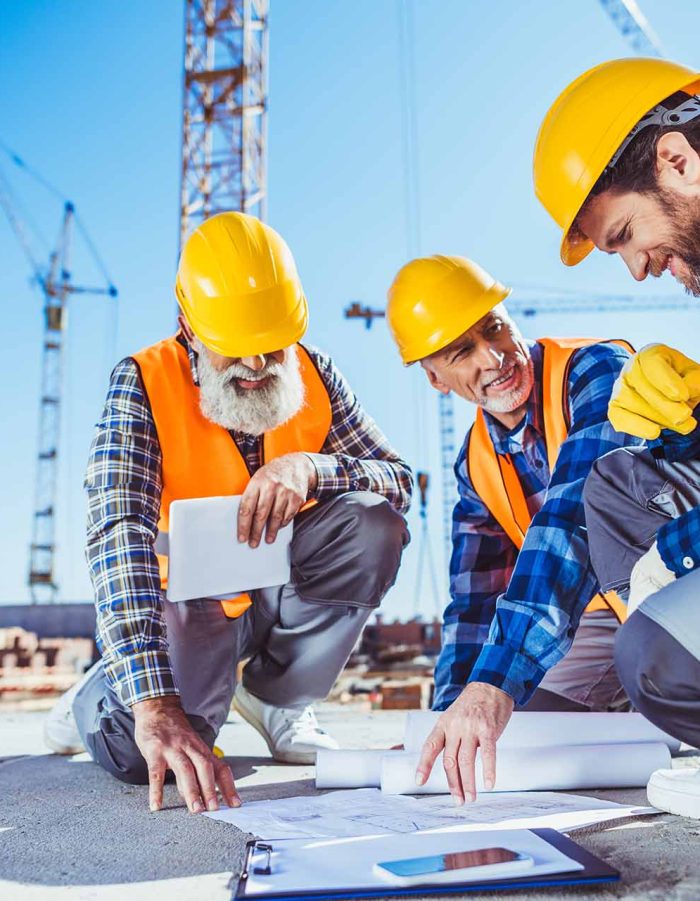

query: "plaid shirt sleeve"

left=469, top=343, right=641, bottom=705
left=432, top=446, right=517, bottom=710
left=657, top=507, right=700, bottom=577
left=303, top=347, right=413, bottom=514
left=84, top=357, right=177, bottom=707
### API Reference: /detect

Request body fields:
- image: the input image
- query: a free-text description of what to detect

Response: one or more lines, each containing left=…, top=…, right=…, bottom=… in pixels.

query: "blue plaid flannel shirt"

left=652, top=407, right=700, bottom=577
left=433, top=340, right=642, bottom=710
left=85, top=337, right=413, bottom=708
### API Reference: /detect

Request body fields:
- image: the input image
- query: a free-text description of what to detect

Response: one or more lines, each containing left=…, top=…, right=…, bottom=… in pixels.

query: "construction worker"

left=533, top=57, right=700, bottom=819
left=386, top=255, right=640, bottom=801
left=45, top=212, right=411, bottom=814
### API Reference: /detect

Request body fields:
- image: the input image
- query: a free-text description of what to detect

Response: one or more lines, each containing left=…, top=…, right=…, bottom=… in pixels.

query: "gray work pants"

left=73, top=492, right=409, bottom=784
left=584, top=446, right=700, bottom=747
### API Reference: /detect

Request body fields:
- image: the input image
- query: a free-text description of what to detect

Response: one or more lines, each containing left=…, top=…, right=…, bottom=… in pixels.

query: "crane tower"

left=179, top=0, right=269, bottom=251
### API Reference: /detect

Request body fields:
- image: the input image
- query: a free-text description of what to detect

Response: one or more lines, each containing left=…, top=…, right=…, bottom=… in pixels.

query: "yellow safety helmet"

left=175, top=211, right=308, bottom=357
left=386, top=255, right=511, bottom=365
left=534, top=57, right=700, bottom=266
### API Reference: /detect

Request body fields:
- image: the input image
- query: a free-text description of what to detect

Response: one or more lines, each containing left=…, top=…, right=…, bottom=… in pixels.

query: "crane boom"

left=598, top=0, right=663, bottom=57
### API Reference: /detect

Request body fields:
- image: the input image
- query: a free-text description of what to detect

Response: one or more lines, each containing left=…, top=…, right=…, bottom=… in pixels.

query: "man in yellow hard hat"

left=533, top=57, right=700, bottom=819
left=44, top=212, right=411, bottom=813
left=386, top=254, right=640, bottom=803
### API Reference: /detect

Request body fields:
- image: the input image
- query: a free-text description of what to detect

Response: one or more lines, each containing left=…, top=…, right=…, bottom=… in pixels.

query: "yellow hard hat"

left=175, top=211, right=308, bottom=357
left=534, top=57, right=700, bottom=266
left=386, top=255, right=511, bottom=365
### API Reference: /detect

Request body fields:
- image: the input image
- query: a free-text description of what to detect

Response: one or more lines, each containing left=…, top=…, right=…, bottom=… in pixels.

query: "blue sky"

left=1, top=1, right=699, bottom=616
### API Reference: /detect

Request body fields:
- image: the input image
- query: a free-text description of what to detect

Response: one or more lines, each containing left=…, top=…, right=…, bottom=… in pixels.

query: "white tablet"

left=165, top=495, right=293, bottom=603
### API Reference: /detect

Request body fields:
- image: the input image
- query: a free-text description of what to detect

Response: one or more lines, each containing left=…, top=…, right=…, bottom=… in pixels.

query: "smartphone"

left=372, top=846, right=534, bottom=886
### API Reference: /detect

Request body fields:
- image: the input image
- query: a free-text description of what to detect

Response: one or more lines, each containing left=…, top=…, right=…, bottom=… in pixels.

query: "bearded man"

left=45, top=212, right=411, bottom=814
left=532, top=57, right=700, bottom=819
left=386, top=255, right=640, bottom=800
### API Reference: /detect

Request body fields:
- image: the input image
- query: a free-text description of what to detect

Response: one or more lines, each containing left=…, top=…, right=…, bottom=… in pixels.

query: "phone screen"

left=380, top=847, right=523, bottom=877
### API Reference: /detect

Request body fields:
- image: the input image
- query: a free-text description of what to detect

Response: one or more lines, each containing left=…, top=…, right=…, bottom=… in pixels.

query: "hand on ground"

left=132, top=696, right=241, bottom=813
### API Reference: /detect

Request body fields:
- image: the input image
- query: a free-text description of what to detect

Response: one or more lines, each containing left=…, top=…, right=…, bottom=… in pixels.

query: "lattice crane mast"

left=0, top=150, right=117, bottom=603
left=179, top=0, right=269, bottom=252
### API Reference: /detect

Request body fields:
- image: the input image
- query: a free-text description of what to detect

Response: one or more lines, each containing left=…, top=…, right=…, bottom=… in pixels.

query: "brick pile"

left=0, top=628, right=95, bottom=699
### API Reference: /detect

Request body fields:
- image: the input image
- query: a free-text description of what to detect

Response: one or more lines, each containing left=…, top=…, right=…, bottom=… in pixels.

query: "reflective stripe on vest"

left=467, top=337, right=633, bottom=623
left=132, top=336, right=333, bottom=618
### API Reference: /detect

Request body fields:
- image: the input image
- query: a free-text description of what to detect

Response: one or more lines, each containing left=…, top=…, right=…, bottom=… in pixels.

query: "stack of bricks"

left=0, top=627, right=95, bottom=699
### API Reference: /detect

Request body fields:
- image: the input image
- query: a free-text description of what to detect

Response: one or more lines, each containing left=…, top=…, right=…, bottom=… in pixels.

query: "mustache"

left=221, top=360, right=284, bottom=385
left=648, top=248, right=673, bottom=279
left=479, top=354, right=524, bottom=389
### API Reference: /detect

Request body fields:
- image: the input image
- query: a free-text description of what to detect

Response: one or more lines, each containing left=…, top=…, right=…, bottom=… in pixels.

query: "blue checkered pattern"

left=85, top=337, right=413, bottom=708
left=433, top=340, right=641, bottom=710
left=650, top=408, right=700, bottom=578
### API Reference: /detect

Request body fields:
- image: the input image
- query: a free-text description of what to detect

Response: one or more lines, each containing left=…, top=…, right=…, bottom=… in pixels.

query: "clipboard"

left=231, top=829, right=619, bottom=900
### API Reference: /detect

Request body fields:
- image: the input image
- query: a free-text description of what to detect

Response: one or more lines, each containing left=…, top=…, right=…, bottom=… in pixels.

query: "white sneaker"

left=44, top=667, right=94, bottom=755
left=233, top=684, right=340, bottom=764
left=647, top=767, right=700, bottom=819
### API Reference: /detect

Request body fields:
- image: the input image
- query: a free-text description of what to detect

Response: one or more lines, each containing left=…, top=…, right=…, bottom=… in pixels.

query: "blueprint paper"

left=204, top=787, right=656, bottom=840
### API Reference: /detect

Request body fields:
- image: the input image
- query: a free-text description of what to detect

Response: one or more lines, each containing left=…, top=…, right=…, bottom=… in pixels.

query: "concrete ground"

left=1, top=703, right=699, bottom=901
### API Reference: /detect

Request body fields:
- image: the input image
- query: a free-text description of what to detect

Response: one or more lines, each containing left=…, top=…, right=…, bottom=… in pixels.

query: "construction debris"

left=0, top=627, right=94, bottom=701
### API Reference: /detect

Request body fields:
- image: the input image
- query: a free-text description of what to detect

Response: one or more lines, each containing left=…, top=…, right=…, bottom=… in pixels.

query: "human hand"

left=415, top=682, right=514, bottom=804
left=237, top=453, right=318, bottom=548
left=132, top=696, right=241, bottom=813
left=628, top=540, right=676, bottom=614
left=608, top=344, right=700, bottom=440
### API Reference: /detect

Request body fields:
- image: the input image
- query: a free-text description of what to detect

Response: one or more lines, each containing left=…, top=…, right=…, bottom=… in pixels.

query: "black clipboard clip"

left=232, top=840, right=275, bottom=895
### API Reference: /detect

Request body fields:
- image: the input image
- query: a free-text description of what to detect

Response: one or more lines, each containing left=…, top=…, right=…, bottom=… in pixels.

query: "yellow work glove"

left=608, top=343, right=700, bottom=440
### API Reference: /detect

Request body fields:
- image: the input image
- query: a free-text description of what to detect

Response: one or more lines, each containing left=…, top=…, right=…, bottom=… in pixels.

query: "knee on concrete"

left=86, top=732, right=150, bottom=786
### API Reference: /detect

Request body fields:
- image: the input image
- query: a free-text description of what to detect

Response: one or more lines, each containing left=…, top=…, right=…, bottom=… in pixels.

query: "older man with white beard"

left=44, top=212, right=411, bottom=815
left=386, top=255, right=640, bottom=804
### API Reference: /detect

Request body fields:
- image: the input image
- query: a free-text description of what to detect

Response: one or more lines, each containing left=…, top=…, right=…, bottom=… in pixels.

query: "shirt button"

left=534, top=459, right=544, bottom=469
left=683, top=556, right=695, bottom=570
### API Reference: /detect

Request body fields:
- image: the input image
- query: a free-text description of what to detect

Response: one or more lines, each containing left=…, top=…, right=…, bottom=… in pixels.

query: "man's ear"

left=422, top=361, right=451, bottom=396
left=656, top=132, right=700, bottom=191
left=178, top=314, right=196, bottom=343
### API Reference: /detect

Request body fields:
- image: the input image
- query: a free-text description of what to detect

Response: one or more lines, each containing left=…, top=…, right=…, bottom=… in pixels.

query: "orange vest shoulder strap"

left=467, top=409, right=530, bottom=549
left=539, top=337, right=635, bottom=471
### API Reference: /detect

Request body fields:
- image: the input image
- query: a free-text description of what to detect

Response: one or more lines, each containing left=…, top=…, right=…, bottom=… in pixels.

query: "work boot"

left=232, top=683, right=339, bottom=764
left=647, top=766, right=700, bottom=819
left=44, top=663, right=97, bottom=755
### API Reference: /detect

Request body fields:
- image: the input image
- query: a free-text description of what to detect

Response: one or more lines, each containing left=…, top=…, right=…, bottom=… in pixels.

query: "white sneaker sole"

left=648, top=771, right=700, bottom=820
left=232, top=692, right=317, bottom=765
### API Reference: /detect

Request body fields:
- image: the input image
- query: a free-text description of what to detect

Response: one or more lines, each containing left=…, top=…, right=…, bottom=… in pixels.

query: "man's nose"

left=474, top=341, right=505, bottom=369
left=621, top=248, right=649, bottom=282
left=240, top=354, right=266, bottom=371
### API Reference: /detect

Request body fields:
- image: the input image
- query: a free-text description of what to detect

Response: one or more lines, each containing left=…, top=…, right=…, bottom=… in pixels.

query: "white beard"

left=193, top=340, right=306, bottom=436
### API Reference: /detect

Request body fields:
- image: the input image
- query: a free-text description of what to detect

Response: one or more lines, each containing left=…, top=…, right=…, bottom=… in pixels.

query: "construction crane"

left=0, top=149, right=117, bottom=603
left=598, top=0, right=664, bottom=57
left=179, top=0, right=269, bottom=252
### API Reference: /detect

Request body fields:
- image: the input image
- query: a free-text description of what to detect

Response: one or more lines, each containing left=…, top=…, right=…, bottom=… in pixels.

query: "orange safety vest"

left=467, top=337, right=632, bottom=623
left=132, top=335, right=333, bottom=618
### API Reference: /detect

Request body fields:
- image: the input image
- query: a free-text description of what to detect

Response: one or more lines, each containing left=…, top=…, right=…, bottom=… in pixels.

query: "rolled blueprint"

left=380, top=742, right=672, bottom=794
left=403, top=711, right=681, bottom=754
left=316, top=749, right=394, bottom=789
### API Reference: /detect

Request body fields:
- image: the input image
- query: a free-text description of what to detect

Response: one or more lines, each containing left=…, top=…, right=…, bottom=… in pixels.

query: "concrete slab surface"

left=1, top=704, right=699, bottom=900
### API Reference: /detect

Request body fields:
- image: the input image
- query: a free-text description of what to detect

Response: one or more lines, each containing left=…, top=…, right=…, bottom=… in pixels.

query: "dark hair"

left=570, top=90, right=700, bottom=239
